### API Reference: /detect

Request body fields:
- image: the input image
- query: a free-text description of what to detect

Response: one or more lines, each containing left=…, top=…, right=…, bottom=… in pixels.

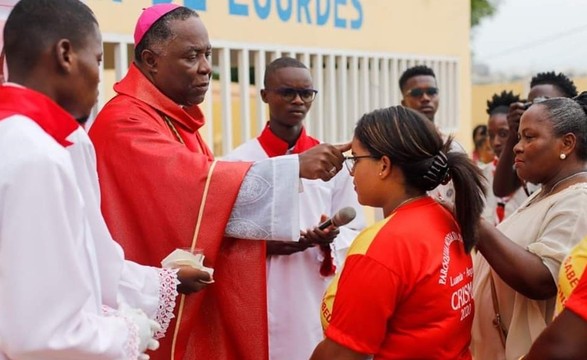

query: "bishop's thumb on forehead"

left=334, top=142, right=352, bottom=153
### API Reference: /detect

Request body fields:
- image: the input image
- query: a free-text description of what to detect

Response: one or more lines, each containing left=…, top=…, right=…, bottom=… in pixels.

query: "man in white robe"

left=225, top=57, right=365, bottom=360
left=0, top=1, right=210, bottom=358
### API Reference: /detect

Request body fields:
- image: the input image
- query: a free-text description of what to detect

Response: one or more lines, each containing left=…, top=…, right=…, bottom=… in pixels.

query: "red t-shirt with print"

left=321, top=197, right=473, bottom=359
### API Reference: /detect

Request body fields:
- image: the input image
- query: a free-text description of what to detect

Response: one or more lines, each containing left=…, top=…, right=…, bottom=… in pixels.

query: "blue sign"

left=228, top=0, right=363, bottom=29
left=139, top=0, right=363, bottom=29
left=152, top=0, right=206, bottom=10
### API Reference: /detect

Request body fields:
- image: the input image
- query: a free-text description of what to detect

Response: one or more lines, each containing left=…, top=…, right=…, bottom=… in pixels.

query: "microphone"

left=318, top=207, right=357, bottom=230
left=316, top=207, right=356, bottom=277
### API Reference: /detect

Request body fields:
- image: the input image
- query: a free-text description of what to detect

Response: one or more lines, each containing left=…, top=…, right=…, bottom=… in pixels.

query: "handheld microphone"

left=317, top=207, right=356, bottom=277
left=318, top=207, right=357, bottom=230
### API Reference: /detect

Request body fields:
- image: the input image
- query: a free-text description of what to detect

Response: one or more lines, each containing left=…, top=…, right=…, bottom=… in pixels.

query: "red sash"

left=257, top=122, right=319, bottom=157
left=0, top=85, right=78, bottom=146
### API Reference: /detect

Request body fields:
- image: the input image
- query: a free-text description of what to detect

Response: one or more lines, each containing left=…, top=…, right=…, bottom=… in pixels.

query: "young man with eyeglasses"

left=225, top=56, right=365, bottom=360
left=399, top=65, right=440, bottom=122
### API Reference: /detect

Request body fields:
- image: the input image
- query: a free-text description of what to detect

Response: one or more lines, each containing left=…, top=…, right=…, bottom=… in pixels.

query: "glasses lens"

left=279, top=88, right=297, bottom=102
left=408, top=88, right=424, bottom=97
left=344, top=157, right=354, bottom=173
left=299, top=90, right=316, bottom=102
left=425, top=87, right=438, bottom=96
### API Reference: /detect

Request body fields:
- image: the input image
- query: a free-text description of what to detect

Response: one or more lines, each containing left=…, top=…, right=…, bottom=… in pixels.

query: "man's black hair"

left=530, top=71, right=578, bottom=98
left=263, top=57, right=308, bottom=87
left=486, top=90, right=520, bottom=115
left=398, top=65, right=436, bottom=92
left=134, top=7, right=199, bottom=63
left=4, top=0, right=97, bottom=73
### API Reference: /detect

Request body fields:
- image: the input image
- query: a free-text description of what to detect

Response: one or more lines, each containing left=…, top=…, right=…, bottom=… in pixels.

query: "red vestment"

left=89, top=64, right=268, bottom=360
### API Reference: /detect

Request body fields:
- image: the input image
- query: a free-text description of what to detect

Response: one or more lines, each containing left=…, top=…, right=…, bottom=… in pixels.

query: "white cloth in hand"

left=119, top=303, right=161, bottom=359
left=161, top=249, right=214, bottom=279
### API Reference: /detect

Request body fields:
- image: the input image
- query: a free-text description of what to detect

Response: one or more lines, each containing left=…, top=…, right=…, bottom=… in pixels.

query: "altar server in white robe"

left=0, top=1, right=212, bottom=359
left=225, top=57, right=366, bottom=360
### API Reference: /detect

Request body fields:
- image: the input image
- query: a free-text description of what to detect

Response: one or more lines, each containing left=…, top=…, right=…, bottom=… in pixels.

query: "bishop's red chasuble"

left=89, top=64, right=267, bottom=360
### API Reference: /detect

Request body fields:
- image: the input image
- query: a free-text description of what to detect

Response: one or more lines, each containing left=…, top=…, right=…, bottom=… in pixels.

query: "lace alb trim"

left=102, top=305, right=140, bottom=360
left=154, top=268, right=180, bottom=339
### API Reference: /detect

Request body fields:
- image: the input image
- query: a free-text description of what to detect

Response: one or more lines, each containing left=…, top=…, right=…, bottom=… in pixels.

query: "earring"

left=560, top=153, right=567, bottom=160
left=379, top=172, right=382, bottom=176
